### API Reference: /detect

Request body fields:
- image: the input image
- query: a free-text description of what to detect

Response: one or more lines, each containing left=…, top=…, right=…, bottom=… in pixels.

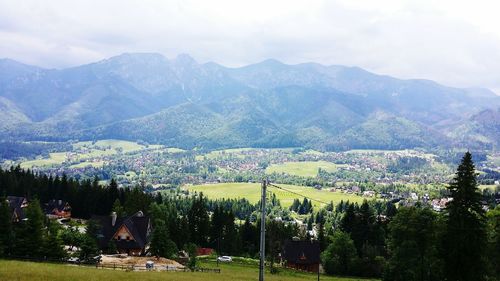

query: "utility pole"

left=217, top=237, right=220, bottom=267
left=259, top=179, right=267, bottom=281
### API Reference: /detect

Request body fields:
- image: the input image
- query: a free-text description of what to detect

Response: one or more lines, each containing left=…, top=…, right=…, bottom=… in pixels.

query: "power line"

left=267, top=182, right=331, bottom=206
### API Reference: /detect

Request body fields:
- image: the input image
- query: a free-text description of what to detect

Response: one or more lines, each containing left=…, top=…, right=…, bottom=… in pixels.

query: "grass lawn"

left=0, top=260, right=376, bottom=281
left=184, top=183, right=366, bottom=208
left=266, top=161, right=345, bottom=177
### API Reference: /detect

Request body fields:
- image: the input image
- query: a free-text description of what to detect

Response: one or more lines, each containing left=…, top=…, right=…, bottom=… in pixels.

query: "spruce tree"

left=42, top=220, right=66, bottom=260
left=187, top=194, right=209, bottom=246
left=442, top=152, right=487, bottom=281
left=150, top=220, right=177, bottom=258
left=0, top=199, right=13, bottom=256
left=79, top=219, right=100, bottom=260
left=15, top=199, right=45, bottom=257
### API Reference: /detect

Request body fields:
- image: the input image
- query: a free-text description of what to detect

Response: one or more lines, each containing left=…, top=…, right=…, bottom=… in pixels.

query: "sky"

left=0, top=0, right=499, bottom=93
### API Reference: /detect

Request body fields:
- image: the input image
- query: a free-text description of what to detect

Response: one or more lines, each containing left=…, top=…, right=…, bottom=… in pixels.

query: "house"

left=44, top=199, right=72, bottom=219
left=196, top=247, right=214, bottom=256
left=6, top=196, right=28, bottom=222
left=282, top=240, right=320, bottom=272
left=91, top=211, right=152, bottom=256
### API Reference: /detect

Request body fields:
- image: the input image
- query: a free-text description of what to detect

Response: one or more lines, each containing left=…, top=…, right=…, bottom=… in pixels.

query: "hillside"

left=0, top=53, right=498, bottom=150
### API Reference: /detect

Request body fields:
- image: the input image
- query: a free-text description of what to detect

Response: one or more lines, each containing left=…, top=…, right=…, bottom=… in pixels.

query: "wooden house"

left=282, top=240, right=320, bottom=272
left=44, top=199, right=72, bottom=219
left=92, top=211, right=152, bottom=256
left=6, top=196, right=28, bottom=222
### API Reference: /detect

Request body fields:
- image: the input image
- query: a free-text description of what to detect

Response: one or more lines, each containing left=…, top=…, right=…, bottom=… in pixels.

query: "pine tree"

left=42, top=220, right=66, bottom=260
left=150, top=220, right=176, bottom=258
left=321, top=231, right=359, bottom=275
left=187, top=194, right=209, bottom=246
left=341, top=203, right=356, bottom=234
left=384, top=207, right=442, bottom=281
left=16, top=199, right=45, bottom=257
left=111, top=199, right=125, bottom=217
left=0, top=199, right=13, bottom=256
left=442, top=152, right=487, bottom=281
left=79, top=220, right=100, bottom=261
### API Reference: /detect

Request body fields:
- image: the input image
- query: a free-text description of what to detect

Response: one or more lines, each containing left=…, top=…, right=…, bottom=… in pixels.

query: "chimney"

left=111, top=212, right=117, bottom=227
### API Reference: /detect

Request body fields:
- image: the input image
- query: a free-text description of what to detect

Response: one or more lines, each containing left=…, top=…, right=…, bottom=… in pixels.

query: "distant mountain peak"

left=101, top=52, right=167, bottom=65
left=259, top=58, right=285, bottom=66
left=173, top=53, right=197, bottom=65
left=0, top=58, right=40, bottom=69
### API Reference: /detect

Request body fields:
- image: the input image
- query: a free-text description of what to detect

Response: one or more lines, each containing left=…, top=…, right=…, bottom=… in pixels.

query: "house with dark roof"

left=282, top=240, right=320, bottom=272
left=91, top=211, right=152, bottom=256
left=44, top=199, right=72, bottom=219
left=6, top=196, right=28, bottom=222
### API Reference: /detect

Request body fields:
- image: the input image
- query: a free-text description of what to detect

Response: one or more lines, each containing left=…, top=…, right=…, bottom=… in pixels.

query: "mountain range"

left=0, top=53, right=499, bottom=151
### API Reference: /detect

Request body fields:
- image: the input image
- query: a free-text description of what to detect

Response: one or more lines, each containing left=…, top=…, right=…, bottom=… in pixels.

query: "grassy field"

left=266, top=161, right=345, bottom=177
left=20, top=152, right=67, bottom=169
left=0, top=260, right=376, bottom=281
left=20, top=139, right=162, bottom=169
left=479, top=184, right=498, bottom=191
left=184, top=183, right=366, bottom=207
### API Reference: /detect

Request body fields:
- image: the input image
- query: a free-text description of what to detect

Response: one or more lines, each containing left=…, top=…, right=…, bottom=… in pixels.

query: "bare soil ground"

left=100, top=255, right=184, bottom=270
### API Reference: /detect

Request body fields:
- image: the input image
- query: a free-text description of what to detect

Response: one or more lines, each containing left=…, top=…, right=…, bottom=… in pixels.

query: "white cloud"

left=0, top=0, right=499, bottom=93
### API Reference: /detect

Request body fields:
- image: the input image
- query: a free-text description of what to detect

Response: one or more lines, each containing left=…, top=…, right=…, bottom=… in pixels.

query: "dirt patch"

left=101, top=255, right=184, bottom=270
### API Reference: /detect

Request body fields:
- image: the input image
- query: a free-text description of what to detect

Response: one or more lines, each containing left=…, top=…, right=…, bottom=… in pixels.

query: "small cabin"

left=282, top=240, right=320, bottom=272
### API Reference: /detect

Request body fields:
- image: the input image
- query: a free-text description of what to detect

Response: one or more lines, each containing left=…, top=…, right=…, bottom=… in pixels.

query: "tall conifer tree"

left=442, top=152, right=487, bottom=281
left=0, top=199, right=13, bottom=256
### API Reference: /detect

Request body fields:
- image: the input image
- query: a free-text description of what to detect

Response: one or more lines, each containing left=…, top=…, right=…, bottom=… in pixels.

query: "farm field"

left=20, top=139, right=163, bottom=169
left=184, top=183, right=367, bottom=207
left=266, top=161, right=346, bottom=177
left=20, top=152, right=67, bottom=169
left=0, top=260, right=376, bottom=281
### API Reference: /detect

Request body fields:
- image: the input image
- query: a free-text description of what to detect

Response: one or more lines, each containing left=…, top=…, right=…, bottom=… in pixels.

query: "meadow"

left=184, top=183, right=367, bottom=207
left=20, top=139, right=163, bottom=169
left=0, top=260, right=377, bottom=281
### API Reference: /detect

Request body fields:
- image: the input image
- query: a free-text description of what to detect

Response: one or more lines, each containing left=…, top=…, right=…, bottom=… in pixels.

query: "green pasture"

left=20, top=152, right=67, bottom=168
left=184, top=182, right=366, bottom=207
left=20, top=139, right=160, bottom=168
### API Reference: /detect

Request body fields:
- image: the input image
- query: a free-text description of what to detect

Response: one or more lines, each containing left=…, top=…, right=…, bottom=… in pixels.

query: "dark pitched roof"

left=91, top=212, right=151, bottom=250
left=7, top=196, right=27, bottom=221
left=44, top=199, right=71, bottom=214
left=282, top=240, right=320, bottom=264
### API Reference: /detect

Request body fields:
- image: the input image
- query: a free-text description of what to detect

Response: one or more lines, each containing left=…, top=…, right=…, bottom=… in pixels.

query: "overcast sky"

left=1, top=0, right=499, bottom=93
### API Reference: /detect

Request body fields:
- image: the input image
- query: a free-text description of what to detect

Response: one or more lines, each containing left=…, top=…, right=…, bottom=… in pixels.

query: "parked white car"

left=67, top=257, right=80, bottom=264
left=217, top=256, right=233, bottom=262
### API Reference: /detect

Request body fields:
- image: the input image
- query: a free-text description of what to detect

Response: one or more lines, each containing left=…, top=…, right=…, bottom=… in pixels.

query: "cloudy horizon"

left=1, top=0, right=499, bottom=93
